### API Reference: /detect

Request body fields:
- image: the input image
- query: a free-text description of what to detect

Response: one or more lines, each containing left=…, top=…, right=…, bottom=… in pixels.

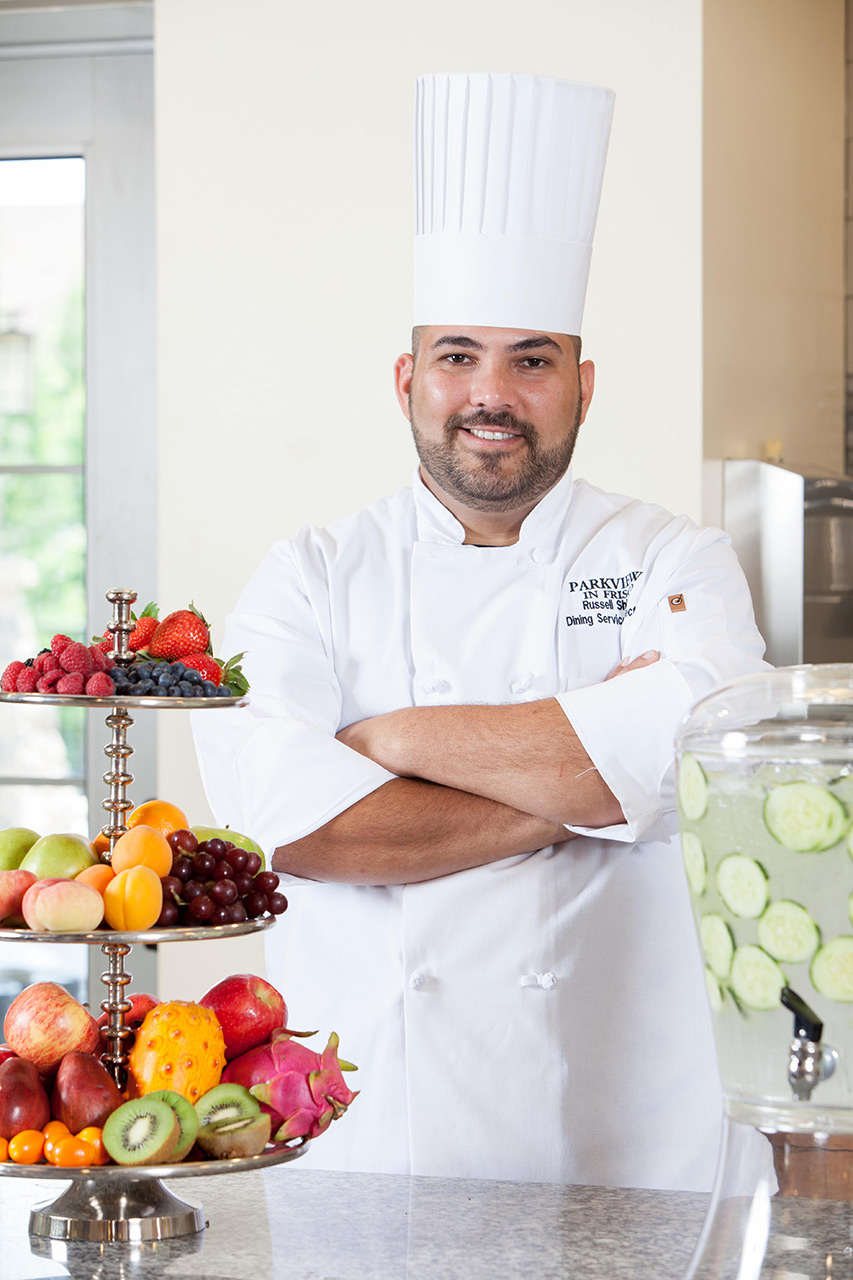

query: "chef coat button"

left=520, top=972, right=558, bottom=990
left=423, top=677, right=450, bottom=695
left=532, top=547, right=549, bottom=565
left=409, top=970, right=430, bottom=991
left=510, top=671, right=535, bottom=695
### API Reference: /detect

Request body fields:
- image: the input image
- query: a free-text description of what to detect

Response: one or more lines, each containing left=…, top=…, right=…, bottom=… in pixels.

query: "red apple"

left=96, top=992, right=158, bottom=1032
left=199, top=973, right=287, bottom=1061
left=4, top=981, right=100, bottom=1075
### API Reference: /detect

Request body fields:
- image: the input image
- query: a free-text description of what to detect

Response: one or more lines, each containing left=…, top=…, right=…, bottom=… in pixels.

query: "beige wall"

left=704, top=0, right=845, bottom=514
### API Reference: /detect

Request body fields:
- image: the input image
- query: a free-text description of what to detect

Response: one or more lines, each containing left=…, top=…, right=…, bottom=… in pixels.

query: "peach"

left=75, top=863, right=116, bottom=897
left=103, top=865, right=162, bottom=932
left=22, top=878, right=105, bottom=933
left=110, top=825, right=172, bottom=879
left=0, top=870, right=37, bottom=926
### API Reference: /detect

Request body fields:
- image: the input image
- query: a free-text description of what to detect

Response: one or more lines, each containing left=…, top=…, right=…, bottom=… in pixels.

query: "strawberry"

left=94, top=636, right=113, bottom=654
left=180, top=652, right=221, bottom=685
left=56, top=672, right=85, bottom=695
left=85, top=673, right=116, bottom=697
left=128, top=606, right=160, bottom=651
left=16, top=667, right=40, bottom=693
left=50, top=634, right=73, bottom=657
left=148, top=605, right=210, bottom=660
left=2, top=662, right=25, bottom=692
left=59, top=642, right=94, bottom=677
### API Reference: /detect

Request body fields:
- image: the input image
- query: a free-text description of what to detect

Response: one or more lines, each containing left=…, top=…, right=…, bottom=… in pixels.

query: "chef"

left=192, top=72, right=767, bottom=1190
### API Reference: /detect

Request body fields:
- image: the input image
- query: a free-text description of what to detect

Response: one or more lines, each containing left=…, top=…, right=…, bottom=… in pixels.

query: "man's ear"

left=578, top=359, right=595, bottom=425
left=394, top=353, right=414, bottom=420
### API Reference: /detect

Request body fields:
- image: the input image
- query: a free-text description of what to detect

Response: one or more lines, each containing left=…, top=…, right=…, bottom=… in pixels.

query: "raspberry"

left=1, top=661, right=25, bottom=692
left=89, top=645, right=111, bottom=672
left=59, top=642, right=94, bottom=677
left=85, top=673, right=115, bottom=697
left=16, top=667, right=40, bottom=693
left=37, top=669, right=64, bottom=692
left=34, top=651, right=61, bottom=674
left=56, top=672, right=85, bottom=695
left=51, top=634, right=73, bottom=657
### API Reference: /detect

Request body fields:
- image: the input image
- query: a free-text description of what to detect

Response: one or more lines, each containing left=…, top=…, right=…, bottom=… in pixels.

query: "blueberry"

left=157, top=669, right=176, bottom=686
left=216, top=684, right=233, bottom=697
left=134, top=663, right=153, bottom=679
left=108, top=668, right=124, bottom=682
left=170, top=662, right=186, bottom=678
left=201, top=680, right=218, bottom=697
left=121, top=666, right=139, bottom=682
left=182, top=668, right=203, bottom=685
left=115, top=682, right=133, bottom=695
left=177, top=681, right=195, bottom=697
left=164, top=684, right=182, bottom=696
left=134, top=679, right=155, bottom=695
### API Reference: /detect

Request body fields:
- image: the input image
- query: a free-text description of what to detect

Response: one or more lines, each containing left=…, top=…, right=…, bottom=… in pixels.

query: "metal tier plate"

left=0, top=1137, right=309, bottom=1185
left=0, top=690, right=248, bottom=708
left=0, top=915, right=274, bottom=945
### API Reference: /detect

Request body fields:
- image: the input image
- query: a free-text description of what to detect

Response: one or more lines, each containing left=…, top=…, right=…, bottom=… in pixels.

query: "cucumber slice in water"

left=764, top=782, right=847, bottom=852
left=681, top=832, right=707, bottom=896
left=717, top=854, right=768, bottom=919
left=704, top=968, right=723, bottom=1014
left=758, top=900, right=820, bottom=964
left=678, top=754, right=709, bottom=821
left=700, top=913, right=734, bottom=979
left=729, top=945, right=786, bottom=1011
left=811, top=937, right=853, bottom=1002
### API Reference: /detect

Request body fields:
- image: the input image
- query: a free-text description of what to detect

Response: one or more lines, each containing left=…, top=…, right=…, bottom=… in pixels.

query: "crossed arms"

left=271, top=653, right=658, bottom=886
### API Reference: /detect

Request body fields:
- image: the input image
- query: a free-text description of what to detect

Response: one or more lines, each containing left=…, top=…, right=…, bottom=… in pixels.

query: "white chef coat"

left=192, top=466, right=767, bottom=1191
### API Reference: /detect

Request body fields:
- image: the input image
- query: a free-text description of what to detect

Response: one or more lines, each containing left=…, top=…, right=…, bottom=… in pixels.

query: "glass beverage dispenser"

left=677, top=666, right=853, bottom=1280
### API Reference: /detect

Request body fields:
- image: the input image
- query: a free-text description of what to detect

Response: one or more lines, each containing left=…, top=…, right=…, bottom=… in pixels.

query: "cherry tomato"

left=9, top=1129, right=45, bottom=1164
left=42, top=1120, right=71, bottom=1164
left=52, top=1136, right=97, bottom=1168
left=75, top=1127, right=110, bottom=1165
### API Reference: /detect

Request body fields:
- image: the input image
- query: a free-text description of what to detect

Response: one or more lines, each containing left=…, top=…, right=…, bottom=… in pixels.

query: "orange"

left=53, top=1135, right=97, bottom=1168
left=76, top=863, right=116, bottom=896
left=76, top=1126, right=110, bottom=1165
left=9, top=1129, right=45, bottom=1164
left=110, top=826, right=172, bottom=879
left=90, top=832, right=111, bottom=857
left=127, top=800, right=188, bottom=838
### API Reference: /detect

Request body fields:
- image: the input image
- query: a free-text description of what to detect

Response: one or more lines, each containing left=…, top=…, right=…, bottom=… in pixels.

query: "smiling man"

left=192, top=73, right=767, bottom=1190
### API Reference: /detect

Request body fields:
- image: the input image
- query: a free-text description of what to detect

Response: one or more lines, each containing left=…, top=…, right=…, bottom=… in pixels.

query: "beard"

left=410, top=403, right=581, bottom=512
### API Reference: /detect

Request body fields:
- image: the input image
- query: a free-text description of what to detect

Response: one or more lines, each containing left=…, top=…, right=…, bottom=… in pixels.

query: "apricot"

left=110, top=826, right=172, bottom=879
left=103, top=865, right=163, bottom=932
left=75, top=863, right=115, bottom=896
left=90, top=832, right=110, bottom=857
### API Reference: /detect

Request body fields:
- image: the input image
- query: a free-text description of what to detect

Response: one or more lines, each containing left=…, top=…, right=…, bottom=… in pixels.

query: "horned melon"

left=127, top=1001, right=225, bottom=1103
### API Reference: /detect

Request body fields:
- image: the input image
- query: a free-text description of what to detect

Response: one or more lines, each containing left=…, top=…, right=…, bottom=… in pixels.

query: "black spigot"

left=781, top=987, right=823, bottom=1043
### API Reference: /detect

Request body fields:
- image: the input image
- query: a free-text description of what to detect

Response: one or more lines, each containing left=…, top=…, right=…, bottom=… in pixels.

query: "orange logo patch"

left=668, top=594, right=686, bottom=613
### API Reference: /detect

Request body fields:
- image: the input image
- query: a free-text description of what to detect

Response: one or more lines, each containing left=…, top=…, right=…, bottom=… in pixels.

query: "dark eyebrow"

left=506, top=336, right=564, bottom=354
left=430, top=335, right=484, bottom=351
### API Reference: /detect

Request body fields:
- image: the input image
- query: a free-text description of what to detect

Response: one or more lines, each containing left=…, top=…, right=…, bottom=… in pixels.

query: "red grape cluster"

left=157, top=829, right=288, bottom=927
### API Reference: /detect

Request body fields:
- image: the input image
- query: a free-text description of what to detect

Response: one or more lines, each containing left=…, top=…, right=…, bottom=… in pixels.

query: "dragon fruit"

left=238, top=1029, right=358, bottom=1142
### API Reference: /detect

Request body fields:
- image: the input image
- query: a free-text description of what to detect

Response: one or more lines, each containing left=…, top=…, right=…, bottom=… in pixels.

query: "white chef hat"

left=413, top=72, right=615, bottom=335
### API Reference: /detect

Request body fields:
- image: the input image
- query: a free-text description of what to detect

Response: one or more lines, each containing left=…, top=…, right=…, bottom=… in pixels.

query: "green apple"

left=0, top=827, right=40, bottom=871
left=191, top=825, right=265, bottom=871
left=20, top=833, right=97, bottom=880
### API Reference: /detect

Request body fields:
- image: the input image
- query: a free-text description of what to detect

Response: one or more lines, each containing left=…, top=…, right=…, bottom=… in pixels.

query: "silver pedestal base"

left=29, top=1175, right=205, bottom=1241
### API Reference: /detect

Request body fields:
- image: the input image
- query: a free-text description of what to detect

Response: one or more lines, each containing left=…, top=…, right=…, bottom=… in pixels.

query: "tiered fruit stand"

left=0, top=589, right=307, bottom=1243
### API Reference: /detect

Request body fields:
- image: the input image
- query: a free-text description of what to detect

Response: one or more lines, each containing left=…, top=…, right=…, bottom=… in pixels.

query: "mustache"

left=446, top=409, right=534, bottom=438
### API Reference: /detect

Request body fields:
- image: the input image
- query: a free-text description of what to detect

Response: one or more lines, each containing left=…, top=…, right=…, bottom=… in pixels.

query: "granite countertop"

left=0, top=1165, right=710, bottom=1280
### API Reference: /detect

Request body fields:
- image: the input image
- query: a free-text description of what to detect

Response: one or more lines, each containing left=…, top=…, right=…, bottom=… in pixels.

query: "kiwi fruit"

left=102, top=1096, right=181, bottom=1166
left=196, top=1112, right=271, bottom=1159
left=194, top=1082, right=260, bottom=1130
left=144, top=1089, right=199, bottom=1161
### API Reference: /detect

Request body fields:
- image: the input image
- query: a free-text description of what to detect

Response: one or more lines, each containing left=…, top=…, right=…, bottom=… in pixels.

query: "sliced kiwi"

left=102, top=1096, right=180, bottom=1166
left=144, top=1089, right=199, bottom=1162
left=194, top=1082, right=260, bottom=1130
left=196, top=1112, right=271, bottom=1159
